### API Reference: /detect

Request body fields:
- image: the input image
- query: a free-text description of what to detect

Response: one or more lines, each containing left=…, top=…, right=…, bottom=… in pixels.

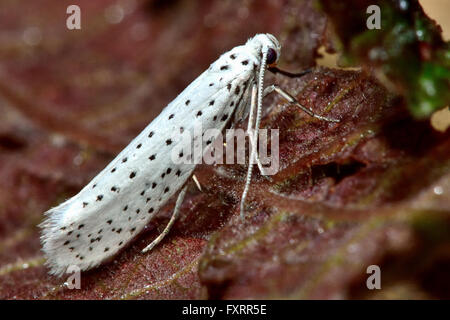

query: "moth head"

left=264, top=34, right=281, bottom=66
left=248, top=33, right=281, bottom=67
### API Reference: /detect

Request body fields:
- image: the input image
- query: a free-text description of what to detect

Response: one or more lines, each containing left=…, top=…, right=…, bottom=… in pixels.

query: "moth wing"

left=40, top=45, right=257, bottom=276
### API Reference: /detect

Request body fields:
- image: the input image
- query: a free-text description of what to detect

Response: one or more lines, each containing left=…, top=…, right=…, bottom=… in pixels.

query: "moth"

left=40, top=33, right=338, bottom=276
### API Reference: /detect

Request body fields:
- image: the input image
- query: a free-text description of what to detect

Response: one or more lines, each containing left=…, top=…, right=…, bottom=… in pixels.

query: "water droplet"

left=50, top=134, right=67, bottom=147
left=73, top=153, right=84, bottom=166
left=105, top=5, right=125, bottom=24
left=433, top=186, right=443, bottom=195
left=399, top=0, right=409, bottom=10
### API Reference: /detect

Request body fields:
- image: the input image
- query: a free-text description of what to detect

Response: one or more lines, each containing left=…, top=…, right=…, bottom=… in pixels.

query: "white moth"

left=40, top=33, right=338, bottom=276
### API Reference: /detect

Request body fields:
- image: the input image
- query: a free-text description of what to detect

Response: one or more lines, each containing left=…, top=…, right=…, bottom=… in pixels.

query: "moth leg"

left=142, top=185, right=188, bottom=253
left=240, top=83, right=260, bottom=220
left=254, top=156, right=272, bottom=177
left=246, top=83, right=273, bottom=179
left=248, top=129, right=272, bottom=177
left=246, top=83, right=263, bottom=172
left=192, top=174, right=202, bottom=192
left=246, top=83, right=257, bottom=136
left=250, top=148, right=274, bottom=180
left=263, top=85, right=340, bottom=123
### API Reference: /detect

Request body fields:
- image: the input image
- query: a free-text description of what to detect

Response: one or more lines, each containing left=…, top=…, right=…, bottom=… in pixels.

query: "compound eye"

left=266, top=48, right=277, bottom=65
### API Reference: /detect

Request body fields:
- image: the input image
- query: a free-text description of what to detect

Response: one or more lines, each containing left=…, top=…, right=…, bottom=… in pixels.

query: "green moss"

left=320, top=0, right=450, bottom=119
